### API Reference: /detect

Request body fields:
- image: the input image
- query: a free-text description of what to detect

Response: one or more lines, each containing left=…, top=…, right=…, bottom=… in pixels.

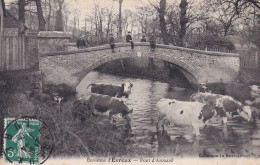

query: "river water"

left=76, top=71, right=260, bottom=158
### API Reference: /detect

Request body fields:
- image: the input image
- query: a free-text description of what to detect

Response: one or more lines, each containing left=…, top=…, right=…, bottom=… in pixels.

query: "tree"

left=122, top=9, right=133, bottom=36
left=34, top=0, right=45, bottom=31
left=118, top=0, right=123, bottom=41
left=55, top=0, right=64, bottom=31
left=179, top=0, right=188, bottom=46
left=63, top=2, right=71, bottom=31
left=46, top=0, right=53, bottom=30
left=149, top=0, right=169, bottom=45
left=72, top=9, right=80, bottom=39
left=205, top=0, right=260, bottom=36
left=135, top=6, right=155, bottom=35
left=223, top=0, right=260, bottom=13
left=105, top=5, right=115, bottom=40
left=18, top=0, right=26, bottom=34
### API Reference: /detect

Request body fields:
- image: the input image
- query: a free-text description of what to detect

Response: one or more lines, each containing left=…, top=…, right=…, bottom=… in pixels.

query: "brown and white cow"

left=156, top=98, right=220, bottom=136
left=245, top=85, right=260, bottom=106
left=87, top=82, right=133, bottom=98
left=190, top=92, right=253, bottom=123
left=87, top=94, right=133, bottom=124
left=198, top=82, right=260, bottom=105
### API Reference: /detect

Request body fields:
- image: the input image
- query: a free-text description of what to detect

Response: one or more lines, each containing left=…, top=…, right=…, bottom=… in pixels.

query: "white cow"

left=245, top=85, right=260, bottom=106
left=156, top=98, right=219, bottom=136
left=87, top=82, right=133, bottom=99
left=190, top=92, right=253, bottom=123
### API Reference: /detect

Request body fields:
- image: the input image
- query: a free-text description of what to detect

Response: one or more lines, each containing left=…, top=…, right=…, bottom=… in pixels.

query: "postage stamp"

left=2, top=117, right=53, bottom=164
left=3, top=118, right=41, bottom=164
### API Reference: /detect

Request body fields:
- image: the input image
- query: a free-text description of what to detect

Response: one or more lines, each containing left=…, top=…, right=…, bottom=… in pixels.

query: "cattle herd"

left=73, top=82, right=133, bottom=123
left=73, top=81, right=260, bottom=136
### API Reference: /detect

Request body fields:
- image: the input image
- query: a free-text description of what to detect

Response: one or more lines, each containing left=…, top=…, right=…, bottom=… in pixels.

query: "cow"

left=246, top=85, right=260, bottom=106
left=190, top=92, right=253, bottom=123
left=87, top=94, right=133, bottom=124
left=198, top=82, right=260, bottom=105
left=87, top=82, right=133, bottom=98
left=198, top=82, right=225, bottom=94
left=156, top=98, right=221, bottom=136
left=249, top=85, right=260, bottom=96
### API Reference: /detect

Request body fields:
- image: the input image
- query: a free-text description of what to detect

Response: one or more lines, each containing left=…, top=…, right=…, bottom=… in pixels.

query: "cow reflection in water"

left=155, top=124, right=249, bottom=157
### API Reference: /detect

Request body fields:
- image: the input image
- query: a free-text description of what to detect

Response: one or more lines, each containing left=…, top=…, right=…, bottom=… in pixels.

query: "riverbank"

left=0, top=69, right=148, bottom=157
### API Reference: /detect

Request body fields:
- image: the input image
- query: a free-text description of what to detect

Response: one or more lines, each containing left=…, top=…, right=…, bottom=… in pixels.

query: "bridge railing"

left=195, top=47, right=236, bottom=53
left=41, top=42, right=239, bottom=57
left=65, top=42, right=236, bottom=54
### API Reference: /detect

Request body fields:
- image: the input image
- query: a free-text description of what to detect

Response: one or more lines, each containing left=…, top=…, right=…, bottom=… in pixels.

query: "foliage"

left=188, top=33, right=235, bottom=50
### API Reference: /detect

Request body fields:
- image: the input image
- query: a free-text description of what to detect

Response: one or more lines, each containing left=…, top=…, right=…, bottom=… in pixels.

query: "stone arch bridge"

left=39, top=42, right=239, bottom=90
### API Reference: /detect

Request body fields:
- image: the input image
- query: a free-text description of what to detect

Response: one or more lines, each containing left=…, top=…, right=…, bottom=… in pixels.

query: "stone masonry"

left=39, top=41, right=240, bottom=90
left=38, top=31, right=71, bottom=55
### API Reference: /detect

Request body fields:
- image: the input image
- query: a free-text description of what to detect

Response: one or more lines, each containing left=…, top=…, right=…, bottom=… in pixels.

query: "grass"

left=0, top=69, right=149, bottom=158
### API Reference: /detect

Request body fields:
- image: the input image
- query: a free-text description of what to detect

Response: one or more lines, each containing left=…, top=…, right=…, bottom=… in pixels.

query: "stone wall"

left=39, top=42, right=240, bottom=89
left=25, top=32, right=39, bottom=68
left=38, top=31, right=71, bottom=55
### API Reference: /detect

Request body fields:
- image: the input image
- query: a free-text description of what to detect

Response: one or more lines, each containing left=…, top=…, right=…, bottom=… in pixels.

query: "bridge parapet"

left=45, top=42, right=239, bottom=57
left=38, top=31, right=71, bottom=55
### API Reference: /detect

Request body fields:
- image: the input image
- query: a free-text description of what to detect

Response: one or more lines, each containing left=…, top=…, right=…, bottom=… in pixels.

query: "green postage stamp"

left=3, top=118, right=41, bottom=164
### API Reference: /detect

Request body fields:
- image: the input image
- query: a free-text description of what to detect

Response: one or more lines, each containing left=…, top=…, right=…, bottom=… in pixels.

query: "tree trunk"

left=47, top=0, right=51, bottom=30
left=73, top=15, right=76, bottom=39
left=159, top=0, right=169, bottom=45
left=106, top=13, right=112, bottom=40
left=65, top=16, right=68, bottom=31
left=179, top=0, right=188, bottom=46
left=35, top=0, right=46, bottom=31
left=55, top=2, right=64, bottom=31
left=118, top=0, right=123, bottom=41
left=99, top=18, right=103, bottom=44
left=18, top=0, right=25, bottom=34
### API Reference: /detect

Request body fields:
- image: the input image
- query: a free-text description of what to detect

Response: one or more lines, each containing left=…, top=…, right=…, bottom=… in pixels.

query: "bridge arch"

left=39, top=42, right=239, bottom=89
left=84, top=51, right=199, bottom=85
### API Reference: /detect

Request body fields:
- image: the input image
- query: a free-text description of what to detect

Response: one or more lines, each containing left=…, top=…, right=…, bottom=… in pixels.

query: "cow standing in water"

left=87, top=94, right=133, bottom=125
left=198, top=82, right=260, bottom=106
left=190, top=92, right=254, bottom=123
left=156, top=98, right=221, bottom=136
left=87, top=82, right=133, bottom=98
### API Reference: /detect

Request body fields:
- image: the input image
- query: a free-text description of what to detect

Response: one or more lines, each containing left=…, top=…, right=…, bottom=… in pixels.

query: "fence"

left=0, top=29, right=38, bottom=71
left=239, top=49, right=260, bottom=69
left=194, top=47, right=236, bottom=53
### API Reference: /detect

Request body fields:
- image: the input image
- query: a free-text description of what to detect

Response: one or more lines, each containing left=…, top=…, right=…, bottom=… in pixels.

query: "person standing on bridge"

left=126, top=31, right=134, bottom=50
left=76, top=34, right=86, bottom=49
left=149, top=33, right=156, bottom=51
left=109, top=33, right=116, bottom=53
left=140, top=35, right=147, bottom=42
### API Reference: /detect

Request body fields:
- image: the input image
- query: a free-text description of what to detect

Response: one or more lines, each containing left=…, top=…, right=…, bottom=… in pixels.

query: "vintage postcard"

left=0, top=0, right=259, bottom=164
